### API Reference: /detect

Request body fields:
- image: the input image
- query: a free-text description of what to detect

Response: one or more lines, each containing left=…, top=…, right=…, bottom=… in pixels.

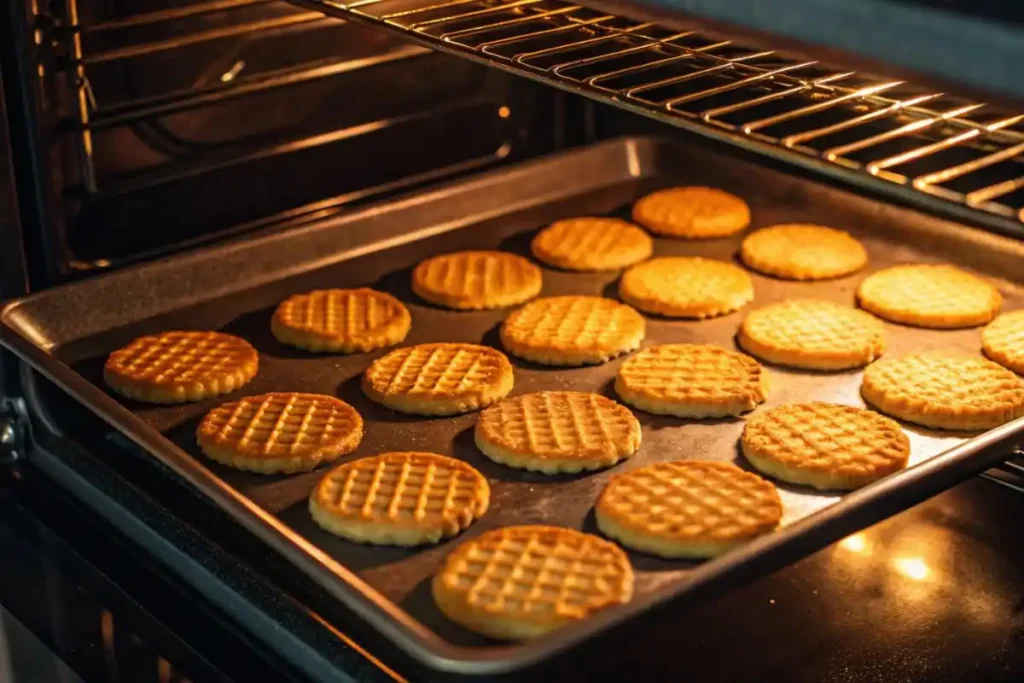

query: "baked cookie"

left=104, top=330, right=258, bottom=404
left=619, top=257, right=754, bottom=318
left=432, top=525, right=633, bottom=639
left=531, top=217, right=653, bottom=271
left=982, top=310, right=1024, bottom=374
left=740, top=224, right=867, bottom=280
left=500, top=296, right=645, bottom=366
left=362, top=342, right=514, bottom=415
left=631, top=186, right=750, bottom=239
left=475, top=391, right=641, bottom=473
left=412, top=250, right=542, bottom=310
left=856, top=264, right=1001, bottom=328
left=595, top=461, right=782, bottom=559
left=271, top=288, right=410, bottom=353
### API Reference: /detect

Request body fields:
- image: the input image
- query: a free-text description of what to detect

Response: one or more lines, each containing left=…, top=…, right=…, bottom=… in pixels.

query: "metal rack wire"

left=300, top=0, right=1024, bottom=236
left=981, top=451, right=1024, bottom=495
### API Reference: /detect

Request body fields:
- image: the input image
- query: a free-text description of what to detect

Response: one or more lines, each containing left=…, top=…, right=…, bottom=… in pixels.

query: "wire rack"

left=298, top=0, right=1024, bottom=236
left=981, top=451, right=1024, bottom=495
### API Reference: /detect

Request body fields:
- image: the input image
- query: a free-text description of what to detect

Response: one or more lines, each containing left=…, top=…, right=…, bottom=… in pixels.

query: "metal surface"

left=2, top=137, right=1024, bottom=673
left=296, top=0, right=1024, bottom=239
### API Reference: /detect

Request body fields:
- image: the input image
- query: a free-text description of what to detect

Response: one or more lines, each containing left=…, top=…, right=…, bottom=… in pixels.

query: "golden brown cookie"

left=737, top=299, right=886, bottom=370
left=271, top=288, right=411, bottom=353
left=531, top=217, right=653, bottom=271
left=309, top=452, right=489, bottom=546
left=500, top=296, right=645, bottom=366
left=631, top=186, right=750, bottom=239
left=362, top=342, right=514, bottom=416
left=432, top=525, right=633, bottom=639
left=615, top=344, right=767, bottom=417
left=861, top=352, right=1024, bottom=430
left=412, top=250, right=542, bottom=310
left=197, top=393, right=363, bottom=474
left=740, top=224, right=867, bottom=280
left=475, top=392, right=641, bottom=473
left=595, top=461, right=782, bottom=559
left=619, top=257, right=754, bottom=318
left=856, top=264, right=1001, bottom=328
left=982, top=310, right=1024, bottom=375
left=104, top=330, right=258, bottom=404
left=741, top=403, right=910, bottom=490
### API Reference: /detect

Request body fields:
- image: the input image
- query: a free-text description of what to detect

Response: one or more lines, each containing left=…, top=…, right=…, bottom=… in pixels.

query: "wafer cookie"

left=632, top=186, right=750, bottom=239
left=856, top=264, right=1001, bottom=328
left=272, top=288, right=410, bottom=353
left=982, top=310, right=1024, bottom=375
left=531, top=217, right=652, bottom=271
left=619, top=257, right=753, bottom=318
left=740, top=224, right=867, bottom=280
left=412, top=250, right=542, bottom=310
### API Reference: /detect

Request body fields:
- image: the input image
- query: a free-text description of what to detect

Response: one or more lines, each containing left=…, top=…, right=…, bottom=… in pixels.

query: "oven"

left=2, top=0, right=1024, bottom=681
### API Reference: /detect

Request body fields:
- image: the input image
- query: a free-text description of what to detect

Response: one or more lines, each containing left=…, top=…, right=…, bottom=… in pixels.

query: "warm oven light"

left=892, top=556, right=930, bottom=581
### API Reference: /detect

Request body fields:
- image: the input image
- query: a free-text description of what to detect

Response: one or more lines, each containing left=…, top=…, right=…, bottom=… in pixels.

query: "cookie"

left=432, top=525, right=633, bottom=639
left=104, top=330, right=258, bottom=404
left=197, top=392, right=363, bottom=474
left=737, top=299, right=885, bottom=370
left=741, top=403, right=910, bottom=490
left=362, top=342, right=514, bottom=415
left=412, top=250, right=542, bottom=310
left=619, top=257, right=754, bottom=318
left=309, top=452, right=489, bottom=546
left=615, top=344, right=767, bottom=417
left=856, top=264, right=1001, bottom=328
left=861, top=352, right=1024, bottom=430
left=631, top=186, right=750, bottom=239
left=475, top=391, right=641, bottom=473
left=595, top=461, right=782, bottom=559
left=271, top=288, right=411, bottom=353
left=982, top=310, right=1024, bottom=374
left=531, top=217, right=653, bottom=271
left=740, top=224, right=867, bottom=280
left=500, top=296, right=645, bottom=366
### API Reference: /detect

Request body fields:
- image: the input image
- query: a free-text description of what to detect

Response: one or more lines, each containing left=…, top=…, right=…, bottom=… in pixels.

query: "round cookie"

left=982, top=310, right=1024, bottom=374
left=861, top=352, right=1024, bottom=430
left=475, top=391, right=641, bottom=473
left=631, top=186, right=750, bottom=239
left=740, top=224, right=867, bottom=280
left=432, top=525, right=633, bottom=639
left=412, top=250, right=542, bottom=310
left=309, top=452, right=489, bottom=546
left=362, top=342, right=514, bottom=416
left=615, top=343, right=767, bottom=417
left=531, top=217, right=653, bottom=271
left=741, top=403, right=910, bottom=490
left=856, top=264, right=1001, bottom=329
left=619, top=257, right=754, bottom=319
left=197, top=392, right=363, bottom=474
left=104, top=330, right=258, bottom=404
left=737, top=299, right=886, bottom=370
left=271, top=288, right=411, bottom=353
left=595, top=461, right=782, bottom=559
left=500, top=296, right=645, bottom=366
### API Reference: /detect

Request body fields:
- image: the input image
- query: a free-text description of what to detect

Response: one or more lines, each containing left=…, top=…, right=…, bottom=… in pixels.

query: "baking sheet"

left=4, top=137, right=1024, bottom=673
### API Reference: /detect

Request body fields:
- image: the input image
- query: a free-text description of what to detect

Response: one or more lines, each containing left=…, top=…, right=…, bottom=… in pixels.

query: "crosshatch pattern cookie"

left=740, top=224, right=867, bottom=280
left=500, top=296, right=645, bottom=366
left=982, top=310, right=1024, bottom=374
left=741, top=403, right=910, bottom=490
left=362, top=342, right=514, bottom=415
left=631, top=186, right=750, bottom=239
left=595, top=461, right=782, bottom=559
left=431, top=525, right=634, bottom=640
left=475, top=391, right=641, bottom=473
left=857, top=264, right=1001, bottom=328
left=615, top=344, right=767, bottom=417
left=412, top=250, right=542, bottom=310
left=861, top=352, right=1024, bottom=430
left=104, top=330, right=258, bottom=404
left=309, top=452, right=489, bottom=546
left=619, top=257, right=754, bottom=318
left=531, top=217, right=653, bottom=271
left=737, top=299, right=886, bottom=370
left=271, top=288, right=411, bottom=353
left=197, top=392, right=363, bottom=474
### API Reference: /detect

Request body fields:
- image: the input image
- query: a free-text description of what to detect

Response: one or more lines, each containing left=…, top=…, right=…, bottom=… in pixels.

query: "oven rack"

left=297, top=0, right=1024, bottom=238
left=981, top=451, right=1024, bottom=495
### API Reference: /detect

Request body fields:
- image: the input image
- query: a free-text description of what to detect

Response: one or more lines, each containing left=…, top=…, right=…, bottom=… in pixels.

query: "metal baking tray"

left=3, top=137, right=1024, bottom=674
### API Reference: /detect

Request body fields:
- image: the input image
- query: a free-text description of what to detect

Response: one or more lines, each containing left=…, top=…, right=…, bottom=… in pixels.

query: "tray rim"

left=3, top=136, right=1024, bottom=675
